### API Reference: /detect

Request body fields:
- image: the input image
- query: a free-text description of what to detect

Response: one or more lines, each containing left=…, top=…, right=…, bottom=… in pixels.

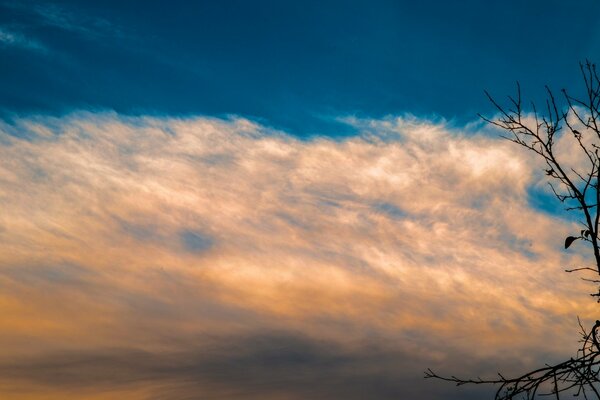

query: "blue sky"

left=2, top=2, right=600, bottom=400
left=2, top=0, right=600, bottom=135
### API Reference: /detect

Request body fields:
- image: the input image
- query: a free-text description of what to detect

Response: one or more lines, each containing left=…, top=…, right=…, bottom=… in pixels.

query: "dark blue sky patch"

left=372, top=202, right=406, bottom=219
left=179, top=229, right=214, bottom=253
left=527, top=185, right=578, bottom=223
left=2, top=0, right=600, bottom=137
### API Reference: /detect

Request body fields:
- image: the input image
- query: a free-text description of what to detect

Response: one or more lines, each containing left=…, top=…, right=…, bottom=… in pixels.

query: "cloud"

left=0, top=112, right=593, bottom=399
left=0, top=1, right=127, bottom=43
left=28, top=3, right=125, bottom=40
left=0, top=330, right=500, bottom=400
left=0, top=26, right=46, bottom=52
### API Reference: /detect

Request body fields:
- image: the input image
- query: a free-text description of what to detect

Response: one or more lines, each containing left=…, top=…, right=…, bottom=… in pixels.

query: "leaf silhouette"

left=565, top=236, right=578, bottom=249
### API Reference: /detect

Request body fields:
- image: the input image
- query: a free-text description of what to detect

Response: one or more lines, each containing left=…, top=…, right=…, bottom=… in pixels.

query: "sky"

left=2, top=1, right=600, bottom=399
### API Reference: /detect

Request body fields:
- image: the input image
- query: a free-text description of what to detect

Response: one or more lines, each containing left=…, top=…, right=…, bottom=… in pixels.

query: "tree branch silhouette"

left=426, top=61, right=600, bottom=399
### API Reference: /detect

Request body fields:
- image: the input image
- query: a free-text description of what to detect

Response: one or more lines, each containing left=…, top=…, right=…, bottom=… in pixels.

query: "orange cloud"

left=0, top=113, right=592, bottom=399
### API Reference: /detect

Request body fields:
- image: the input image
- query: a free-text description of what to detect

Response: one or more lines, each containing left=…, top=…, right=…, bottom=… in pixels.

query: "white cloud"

left=0, top=112, right=593, bottom=398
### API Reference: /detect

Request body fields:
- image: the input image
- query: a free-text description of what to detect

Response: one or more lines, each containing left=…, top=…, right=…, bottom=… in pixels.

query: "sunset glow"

left=2, top=1, right=600, bottom=399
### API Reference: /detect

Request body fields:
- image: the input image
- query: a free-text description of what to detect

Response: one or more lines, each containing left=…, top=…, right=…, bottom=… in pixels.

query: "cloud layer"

left=0, top=113, right=594, bottom=399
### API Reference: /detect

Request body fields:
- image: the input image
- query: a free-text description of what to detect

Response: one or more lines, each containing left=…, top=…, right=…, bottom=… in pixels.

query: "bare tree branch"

left=427, top=61, right=600, bottom=399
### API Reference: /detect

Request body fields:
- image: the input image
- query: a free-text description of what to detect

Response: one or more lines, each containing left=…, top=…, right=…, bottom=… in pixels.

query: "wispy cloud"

left=1, top=1, right=126, bottom=42
left=28, top=3, right=125, bottom=40
left=0, top=113, right=592, bottom=399
left=0, top=26, right=46, bottom=52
